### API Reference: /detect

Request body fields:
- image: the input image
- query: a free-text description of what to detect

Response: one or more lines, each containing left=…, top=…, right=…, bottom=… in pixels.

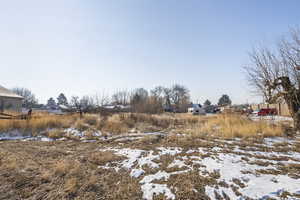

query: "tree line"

left=12, top=85, right=232, bottom=113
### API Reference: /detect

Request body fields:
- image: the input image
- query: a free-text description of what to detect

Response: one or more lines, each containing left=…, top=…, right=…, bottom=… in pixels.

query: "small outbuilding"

left=0, top=85, right=23, bottom=112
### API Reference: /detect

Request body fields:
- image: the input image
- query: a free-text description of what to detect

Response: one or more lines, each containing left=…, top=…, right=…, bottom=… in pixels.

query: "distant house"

left=0, top=85, right=23, bottom=112
left=188, top=104, right=206, bottom=115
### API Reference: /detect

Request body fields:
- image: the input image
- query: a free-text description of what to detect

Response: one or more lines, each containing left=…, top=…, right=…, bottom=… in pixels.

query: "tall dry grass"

left=190, top=114, right=284, bottom=138
left=0, top=112, right=286, bottom=139
left=0, top=114, right=77, bottom=134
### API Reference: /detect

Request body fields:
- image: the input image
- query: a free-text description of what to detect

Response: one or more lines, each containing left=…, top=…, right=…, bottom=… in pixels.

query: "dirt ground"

left=1, top=132, right=299, bottom=200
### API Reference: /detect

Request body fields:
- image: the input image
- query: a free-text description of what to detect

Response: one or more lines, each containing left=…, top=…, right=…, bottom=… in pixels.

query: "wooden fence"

left=0, top=112, right=29, bottom=120
left=250, top=102, right=291, bottom=116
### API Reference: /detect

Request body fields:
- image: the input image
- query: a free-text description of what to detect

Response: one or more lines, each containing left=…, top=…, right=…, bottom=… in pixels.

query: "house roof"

left=0, top=85, right=24, bottom=99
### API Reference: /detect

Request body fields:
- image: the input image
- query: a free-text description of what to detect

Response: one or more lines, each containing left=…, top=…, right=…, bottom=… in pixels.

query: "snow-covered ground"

left=1, top=128, right=299, bottom=199
left=97, top=138, right=300, bottom=200
left=0, top=128, right=166, bottom=142
left=250, top=115, right=293, bottom=122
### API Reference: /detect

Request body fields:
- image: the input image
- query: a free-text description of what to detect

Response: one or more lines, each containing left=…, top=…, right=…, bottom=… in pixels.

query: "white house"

left=0, top=85, right=23, bottom=112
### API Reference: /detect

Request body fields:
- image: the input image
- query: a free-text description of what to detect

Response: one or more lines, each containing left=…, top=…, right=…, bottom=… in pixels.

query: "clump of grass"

left=53, top=160, right=73, bottom=176
left=64, top=178, right=79, bottom=195
left=101, top=115, right=129, bottom=134
left=47, top=129, right=64, bottom=139
left=88, top=151, right=124, bottom=165
left=83, top=115, right=98, bottom=126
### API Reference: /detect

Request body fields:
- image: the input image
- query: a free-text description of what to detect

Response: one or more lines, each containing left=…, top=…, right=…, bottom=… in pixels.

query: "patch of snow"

left=201, top=153, right=300, bottom=199
left=140, top=171, right=170, bottom=184
left=186, top=149, right=196, bottom=154
left=141, top=184, right=175, bottom=200
left=100, top=143, right=300, bottom=200
left=114, top=136, right=143, bottom=142
left=40, top=137, right=54, bottom=142
left=157, top=147, right=182, bottom=156
left=240, top=175, right=300, bottom=199
left=0, top=135, right=31, bottom=141
left=114, top=148, right=144, bottom=169
left=81, top=140, right=97, bottom=143
left=64, top=128, right=84, bottom=137
left=140, top=171, right=175, bottom=200
left=211, top=146, right=223, bottom=152
left=264, top=137, right=292, bottom=146
left=168, top=159, right=187, bottom=169
left=250, top=115, right=293, bottom=122
left=138, top=150, right=160, bottom=168
left=205, top=186, right=238, bottom=200
left=130, top=169, right=145, bottom=178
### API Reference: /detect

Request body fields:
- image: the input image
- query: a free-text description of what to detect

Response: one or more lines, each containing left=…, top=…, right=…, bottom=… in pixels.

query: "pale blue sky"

left=1, top=0, right=299, bottom=104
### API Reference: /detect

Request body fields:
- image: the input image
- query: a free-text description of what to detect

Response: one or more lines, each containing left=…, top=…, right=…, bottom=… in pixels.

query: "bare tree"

left=245, top=28, right=300, bottom=129
left=149, top=86, right=166, bottom=113
left=112, top=90, right=130, bottom=105
left=151, top=86, right=165, bottom=99
left=12, top=87, right=38, bottom=108
left=94, top=91, right=110, bottom=107
left=170, top=84, right=190, bottom=112
left=70, top=96, right=81, bottom=111
left=163, top=87, right=172, bottom=110
left=130, top=88, right=149, bottom=112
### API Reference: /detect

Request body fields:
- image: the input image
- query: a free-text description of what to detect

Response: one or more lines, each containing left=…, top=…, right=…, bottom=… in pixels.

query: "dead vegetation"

left=183, top=114, right=285, bottom=138
left=0, top=141, right=142, bottom=200
left=88, top=151, right=125, bottom=165
left=0, top=112, right=291, bottom=140
left=1, top=112, right=298, bottom=199
left=0, top=127, right=299, bottom=200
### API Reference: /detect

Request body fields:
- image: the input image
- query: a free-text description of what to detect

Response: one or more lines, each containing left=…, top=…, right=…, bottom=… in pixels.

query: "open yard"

left=0, top=113, right=299, bottom=200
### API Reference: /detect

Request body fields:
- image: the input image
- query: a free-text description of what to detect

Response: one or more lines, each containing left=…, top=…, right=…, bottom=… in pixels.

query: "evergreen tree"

left=57, top=93, right=68, bottom=106
left=218, top=94, right=232, bottom=106
left=47, top=97, right=57, bottom=109
left=204, top=99, right=212, bottom=106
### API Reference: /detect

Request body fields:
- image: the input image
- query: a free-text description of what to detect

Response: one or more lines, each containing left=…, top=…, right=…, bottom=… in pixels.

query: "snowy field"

left=96, top=137, right=300, bottom=200
left=0, top=114, right=299, bottom=200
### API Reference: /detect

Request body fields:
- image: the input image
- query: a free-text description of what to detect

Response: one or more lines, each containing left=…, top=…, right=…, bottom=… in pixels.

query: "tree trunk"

left=285, top=99, right=300, bottom=130
left=293, top=111, right=300, bottom=130
left=279, top=77, right=300, bottom=130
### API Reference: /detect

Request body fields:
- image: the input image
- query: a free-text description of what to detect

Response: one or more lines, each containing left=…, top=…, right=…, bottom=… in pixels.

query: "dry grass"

left=83, top=115, right=98, bottom=126
left=0, top=114, right=77, bottom=133
left=88, top=151, right=125, bottom=165
left=53, top=160, right=73, bottom=176
left=188, top=114, right=284, bottom=138
left=64, top=178, right=79, bottom=195
left=0, top=141, right=143, bottom=200
left=47, top=129, right=64, bottom=139
left=0, top=112, right=288, bottom=140
left=74, top=119, right=90, bottom=131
